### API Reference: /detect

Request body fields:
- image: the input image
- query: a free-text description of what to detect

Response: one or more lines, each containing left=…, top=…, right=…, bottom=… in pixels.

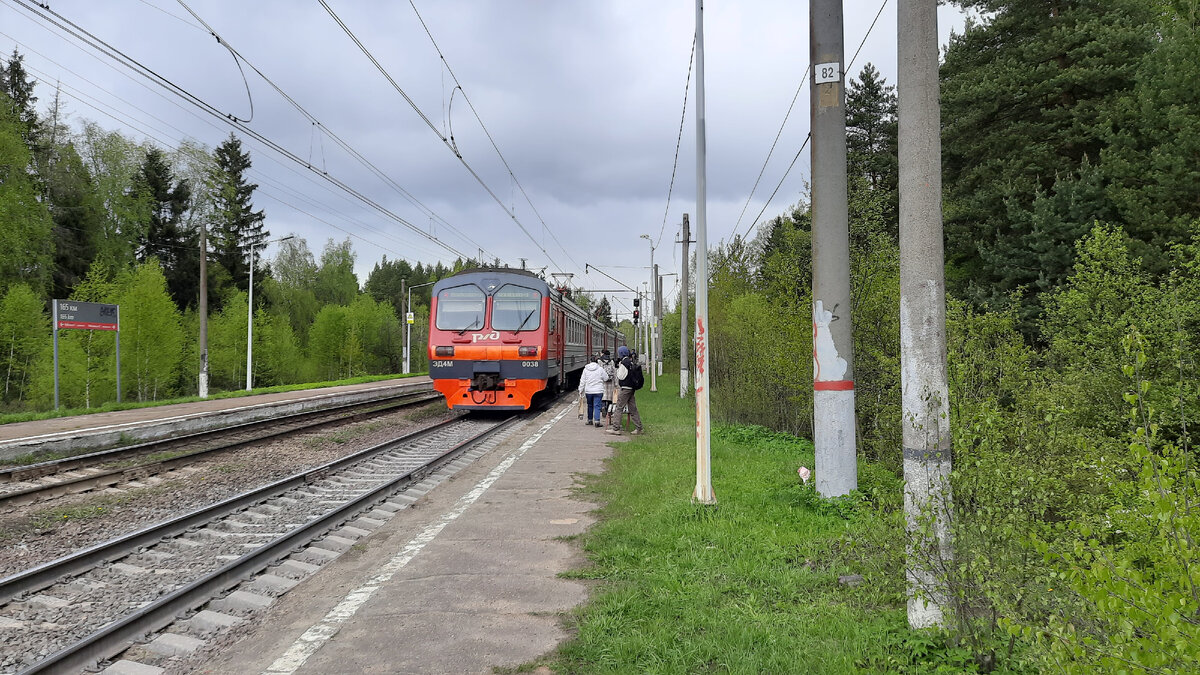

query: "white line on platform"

left=262, top=402, right=574, bottom=675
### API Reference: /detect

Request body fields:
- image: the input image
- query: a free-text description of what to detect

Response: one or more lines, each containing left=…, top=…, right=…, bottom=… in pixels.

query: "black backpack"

left=626, top=361, right=644, bottom=390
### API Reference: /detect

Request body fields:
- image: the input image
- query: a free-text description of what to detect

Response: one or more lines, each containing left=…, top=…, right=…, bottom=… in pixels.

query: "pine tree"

left=47, top=141, right=103, bottom=300
left=208, top=134, right=266, bottom=291
left=941, top=1, right=1159, bottom=315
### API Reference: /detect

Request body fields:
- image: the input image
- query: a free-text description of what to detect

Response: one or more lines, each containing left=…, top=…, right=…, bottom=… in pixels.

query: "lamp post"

left=639, top=234, right=658, bottom=392
left=405, top=280, right=437, bottom=374
left=246, top=234, right=294, bottom=391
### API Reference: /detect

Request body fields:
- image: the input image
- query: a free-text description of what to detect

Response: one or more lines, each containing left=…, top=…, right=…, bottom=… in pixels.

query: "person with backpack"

left=606, top=345, right=644, bottom=435
left=599, top=349, right=618, bottom=428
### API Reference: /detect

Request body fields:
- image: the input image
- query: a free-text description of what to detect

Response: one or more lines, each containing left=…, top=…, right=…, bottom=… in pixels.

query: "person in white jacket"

left=577, top=356, right=610, bottom=427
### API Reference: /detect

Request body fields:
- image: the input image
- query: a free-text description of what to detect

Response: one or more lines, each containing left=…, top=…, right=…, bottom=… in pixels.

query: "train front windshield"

left=491, top=284, right=541, bottom=332
left=436, top=285, right=486, bottom=331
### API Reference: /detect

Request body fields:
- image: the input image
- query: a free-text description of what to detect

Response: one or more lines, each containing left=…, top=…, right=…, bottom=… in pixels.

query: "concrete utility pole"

left=650, top=264, right=659, bottom=392
left=199, top=222, right=209, bottom=399
left=679, top=214, right=691, bottom=398
left=693, top=0, right=715, bottom=504
left=655, top=267, right=663, bottom=379
left=640, top=234, right=658, bottom=391
left=400, top=278, right=407, bottom=372
left=405, top=280, right=435, bottom=374
left=810, top=0, right=857, bottom=497
left=247, top=235, right=293, bottom=391
left=899, top=0, right=952, bottom=629
left=643, top=283, right=651, bottom=367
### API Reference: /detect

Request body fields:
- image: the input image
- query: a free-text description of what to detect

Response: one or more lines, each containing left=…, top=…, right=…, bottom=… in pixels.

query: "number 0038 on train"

left=427, top=268, right=625, bottom=410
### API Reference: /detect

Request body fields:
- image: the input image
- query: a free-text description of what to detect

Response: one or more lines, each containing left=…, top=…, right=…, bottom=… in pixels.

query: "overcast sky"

left=1, top=0, right=965, bottom=318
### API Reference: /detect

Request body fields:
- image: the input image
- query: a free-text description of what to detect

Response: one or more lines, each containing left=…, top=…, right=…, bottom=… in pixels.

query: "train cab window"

left=491, top=284, right=542, bottom=332
left=435, top=285, right=486, bottom=331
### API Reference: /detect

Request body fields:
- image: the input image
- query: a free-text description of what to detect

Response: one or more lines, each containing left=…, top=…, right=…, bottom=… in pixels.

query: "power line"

left=656, top=34, right=695, bottom=251
left=731, top=64, right=810, bottom=240
left=18, top=56, right=422, bottom=262
left=734, top=0, right=890, bottom=243
left=736, top=132, right=810, bottom=241
left=6, top=0, right=476, bottom=264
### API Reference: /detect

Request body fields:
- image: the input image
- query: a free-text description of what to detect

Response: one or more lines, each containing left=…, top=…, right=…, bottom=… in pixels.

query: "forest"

left=651, top=2, right=1199, bottom=671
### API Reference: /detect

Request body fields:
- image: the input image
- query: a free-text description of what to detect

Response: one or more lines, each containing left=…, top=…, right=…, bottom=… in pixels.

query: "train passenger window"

left=435, top=285, right=486, bottom=331
left=491, top=284, right=542, bottom=332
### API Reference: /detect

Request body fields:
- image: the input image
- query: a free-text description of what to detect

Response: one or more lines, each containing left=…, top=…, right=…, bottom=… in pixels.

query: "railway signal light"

left=633, top=298, right=640, bottom=307
left=633, top=309, right=640, bottom=322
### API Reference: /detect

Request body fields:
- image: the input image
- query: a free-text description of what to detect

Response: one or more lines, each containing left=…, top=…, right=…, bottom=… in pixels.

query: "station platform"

left=0, top=377, right=433, bottom=462
left=195, top=399, right=614, bottom=675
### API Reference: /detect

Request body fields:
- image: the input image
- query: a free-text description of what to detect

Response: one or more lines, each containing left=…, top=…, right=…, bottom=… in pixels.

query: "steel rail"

left=17, top=412, right=520, bottom=674
left=0, top=413, right=469, bottom=604
left=0, top=391, right=441, bottom=508
left=1, top=388, right=436, bottom=482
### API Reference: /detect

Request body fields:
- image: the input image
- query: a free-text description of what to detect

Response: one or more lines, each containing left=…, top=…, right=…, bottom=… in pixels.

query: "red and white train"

left=427, top=268, right=625, bottom=410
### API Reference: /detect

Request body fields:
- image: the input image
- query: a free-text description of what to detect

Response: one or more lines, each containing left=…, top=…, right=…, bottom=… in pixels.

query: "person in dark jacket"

left=606, top=345, right=643, bottom=435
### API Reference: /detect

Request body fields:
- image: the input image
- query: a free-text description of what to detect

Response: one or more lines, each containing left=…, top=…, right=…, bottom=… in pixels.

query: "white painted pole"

left=246, top=243, right=255, bottom=391
left=899, top=0, right=952, bottom=629
left=199, top=223, right=209, bottom=398
left=649, top=241, right=657, bottom=392
left=693, top=0, right=715, bottom=504
left=405, top=283, right=412, bottom=375
left=680, top=214, right=690, bottom=398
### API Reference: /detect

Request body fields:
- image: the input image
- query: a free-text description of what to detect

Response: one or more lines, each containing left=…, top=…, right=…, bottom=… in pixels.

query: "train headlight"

left=518, top=346, right=538, bottom=357
left=435, top=346, right=455, bottom=357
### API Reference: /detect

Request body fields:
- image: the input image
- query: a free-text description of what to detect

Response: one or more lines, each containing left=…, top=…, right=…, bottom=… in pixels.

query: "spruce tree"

left=208, top=133, right=266, bottom=291
left=1, top=49, right=41, bottom=148
left=846, top=63, right=897, bottom=199
left=134, top=147, right=195, bottom=308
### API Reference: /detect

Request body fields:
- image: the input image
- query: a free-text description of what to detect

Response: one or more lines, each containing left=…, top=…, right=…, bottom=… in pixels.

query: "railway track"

left=0, top=412, right=521, bottom=674
left=0, top=390, right=442, bottom=509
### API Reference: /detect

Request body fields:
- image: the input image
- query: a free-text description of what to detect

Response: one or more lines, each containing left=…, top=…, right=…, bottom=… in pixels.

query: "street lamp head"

left=639, top=234, right=650, bottom=241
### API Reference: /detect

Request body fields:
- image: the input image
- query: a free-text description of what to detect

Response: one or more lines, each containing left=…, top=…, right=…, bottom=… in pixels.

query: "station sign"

left=406, top=311, right=415, bottom=325
left=55, top=300, right=119, bottom=331
left=52, top=300, right=121, bottom=409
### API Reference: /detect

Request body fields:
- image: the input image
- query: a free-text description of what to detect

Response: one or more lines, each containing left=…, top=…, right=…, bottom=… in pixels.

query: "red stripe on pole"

left=814, top=380, right=854, bottom=391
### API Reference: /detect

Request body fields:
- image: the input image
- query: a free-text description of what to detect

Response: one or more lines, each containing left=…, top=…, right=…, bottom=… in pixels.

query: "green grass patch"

left=0, top=373, right=422, bottom=426
left=545, top=374, right=960, bottom=674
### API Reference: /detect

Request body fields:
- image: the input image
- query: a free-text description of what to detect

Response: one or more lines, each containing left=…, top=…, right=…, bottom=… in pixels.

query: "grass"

left=542, top=373, right=957, bottom=674
left=0, top=373, right=420, bottom=426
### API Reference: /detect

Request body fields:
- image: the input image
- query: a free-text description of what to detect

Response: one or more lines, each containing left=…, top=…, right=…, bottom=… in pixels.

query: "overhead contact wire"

left=405, top=0, right=580, bottom=277
left=176, top=0, right=491, bottom=261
